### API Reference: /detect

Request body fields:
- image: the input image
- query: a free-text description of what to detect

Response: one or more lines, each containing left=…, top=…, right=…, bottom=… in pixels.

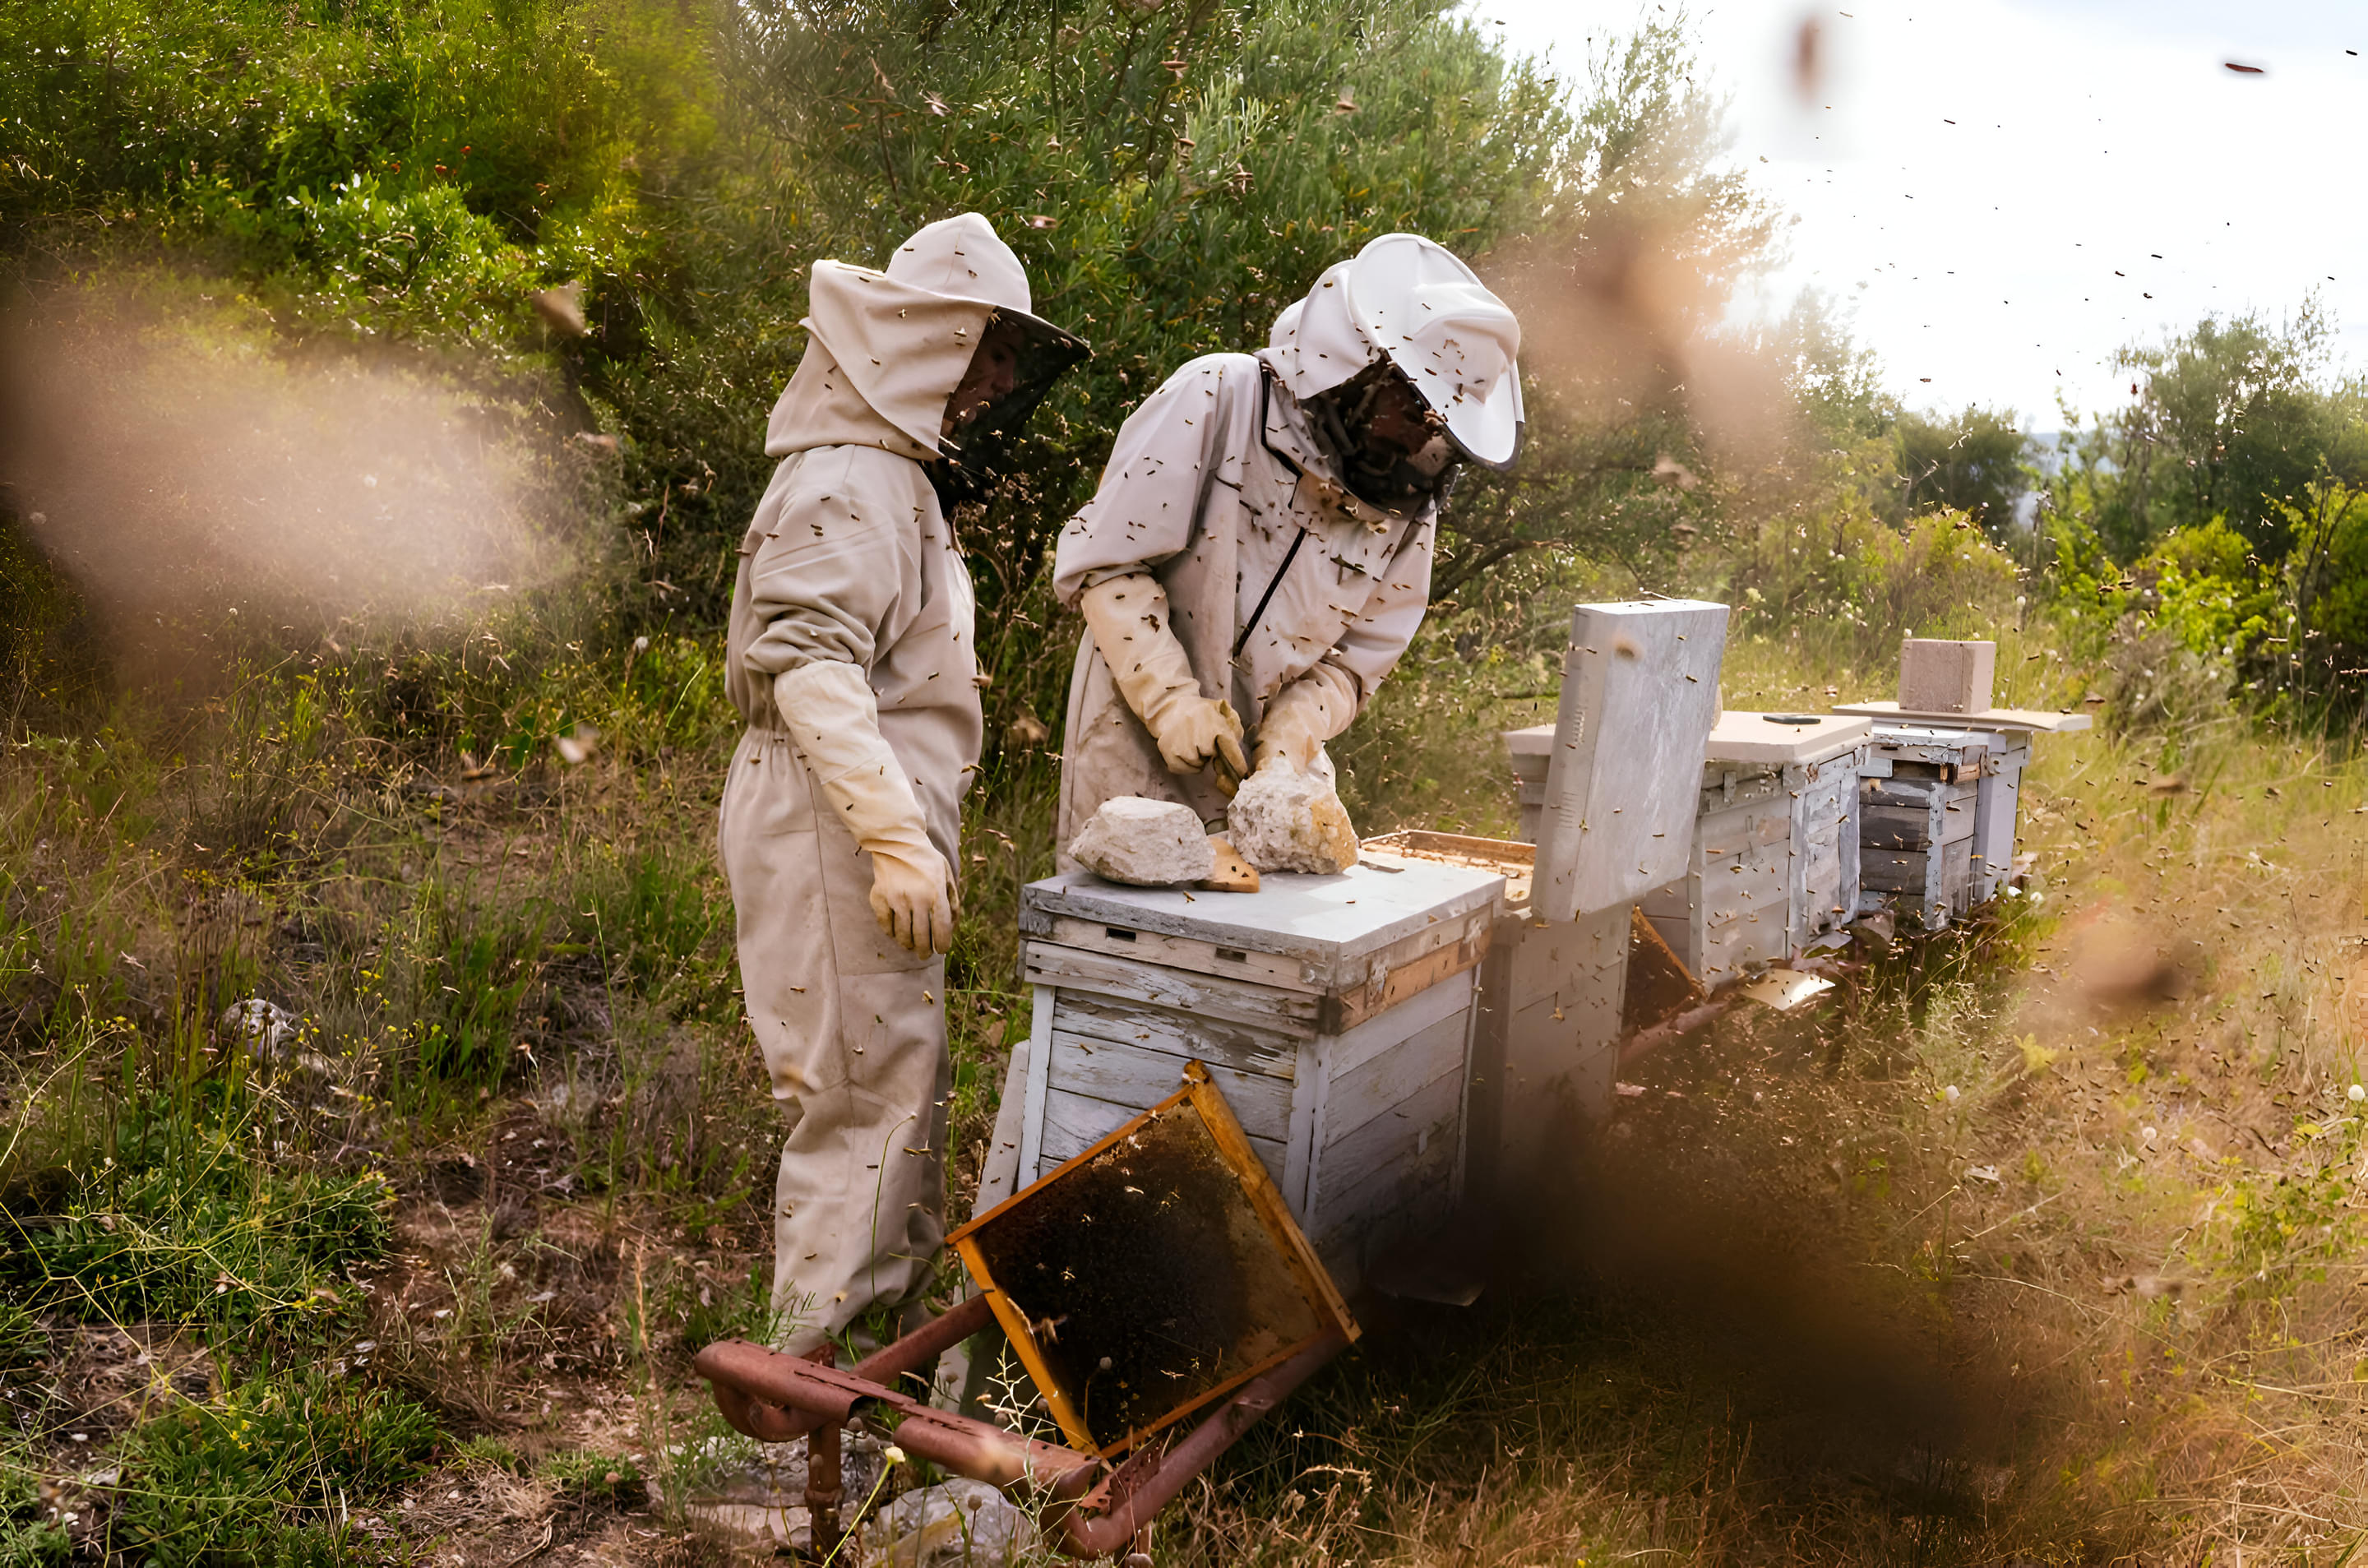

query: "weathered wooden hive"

left=1630, top=711, right=1870, bottom=988
left=1356, top=830, right=1629, bottom=1203
left=1835, top=637, right=2091, bottom=916
left=1012, top=859, right=1503, bottom=1292
left=1856, top=724, right=1995, bottom=930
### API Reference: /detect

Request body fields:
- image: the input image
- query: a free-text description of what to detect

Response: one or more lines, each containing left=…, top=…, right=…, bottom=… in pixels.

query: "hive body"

left=1011, top=860, right=1501, bottom=1293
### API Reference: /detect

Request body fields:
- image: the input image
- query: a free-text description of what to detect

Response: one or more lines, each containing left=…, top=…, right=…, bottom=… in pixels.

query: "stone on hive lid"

left=1067, top=797, right=1217, bottom=886
left=1227, top=766, right=1359, bottom=874
left=1898, top=638, right=1996, bottom=715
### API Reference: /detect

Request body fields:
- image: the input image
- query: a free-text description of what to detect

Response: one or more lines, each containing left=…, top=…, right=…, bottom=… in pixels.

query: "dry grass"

left=5, top=595, right=2366, bottom=1566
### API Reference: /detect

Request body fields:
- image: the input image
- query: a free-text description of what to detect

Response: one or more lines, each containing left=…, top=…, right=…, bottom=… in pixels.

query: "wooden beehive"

left=1637, top=712, right=1870, bottom=988
left=1966, top=728, right=2030, bottom=903
left=1011, top=859, right=1504, bottom=1293
left=1857, top=724, right=1996, bottom=930
left=1357, top=830, right=1627, bottom=1198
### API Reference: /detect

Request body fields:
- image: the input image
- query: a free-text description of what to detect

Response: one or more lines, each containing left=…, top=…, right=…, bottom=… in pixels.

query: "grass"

left=4, top=567, right=2366, bottom=1562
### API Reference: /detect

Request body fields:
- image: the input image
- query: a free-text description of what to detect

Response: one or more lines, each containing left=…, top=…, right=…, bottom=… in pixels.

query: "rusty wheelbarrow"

left=694, top=1063, right=1357, bottom=1561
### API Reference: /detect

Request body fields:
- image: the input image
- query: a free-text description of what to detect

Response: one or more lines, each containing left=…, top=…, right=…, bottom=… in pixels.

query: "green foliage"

left=0, top=1302, right=43, bottom=1378
left=1, top=0, right=713, bottom=347
left=540, top=1448, right=645, bottom=1506
left=2053, top=304, right=2368, bottom=562
left=108, top=1370, right=435, bottom=1567
left=1735, top=500, right=2022, bottom=668
left=2285, top=479, right=2368, bottom=647
left=2130, top=520, right=2275, bottom=661
left=0, top=1453, right=67, bottom=1568
left=2213, top=1121, right=2361, bottom=1300
left=1889, top=404, right=2031, bottom=536
left=0, top=1090, right=391, bottom=1332
left=600, top=1, right=1754, bottom=653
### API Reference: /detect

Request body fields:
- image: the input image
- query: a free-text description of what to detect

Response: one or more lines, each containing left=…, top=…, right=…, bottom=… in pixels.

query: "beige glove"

left=1079, top=575, right=1249, bottom=779
left=772, top=661, right=956, bottom=956
left=1252, top=666, right=1357, bottom=774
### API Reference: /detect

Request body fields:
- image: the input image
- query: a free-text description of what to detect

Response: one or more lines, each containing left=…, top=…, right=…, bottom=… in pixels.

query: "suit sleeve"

left=1051, top=356, right=1247, bottom=608
left=737, top=459, right=908, bottom=678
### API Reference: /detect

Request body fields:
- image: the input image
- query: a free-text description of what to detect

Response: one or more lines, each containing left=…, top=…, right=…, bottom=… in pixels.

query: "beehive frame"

left=950, top=1062, right=1358, bottom=1458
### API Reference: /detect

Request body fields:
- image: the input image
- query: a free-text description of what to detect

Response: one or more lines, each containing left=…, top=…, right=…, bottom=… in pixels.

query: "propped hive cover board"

left=1533, top=599, right=1729, bottom=924
left=949, top=1063, right=1357, bottom=1458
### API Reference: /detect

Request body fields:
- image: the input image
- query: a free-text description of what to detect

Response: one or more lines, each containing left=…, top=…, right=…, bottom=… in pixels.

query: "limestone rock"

left=1227, top=766, right=1359, bottom=874
left=1068, top=797, right=1215, bottom=886
left=864, top=1478, right=1039, bottom=1567
left=678, top=1432, right=883, bottom=1554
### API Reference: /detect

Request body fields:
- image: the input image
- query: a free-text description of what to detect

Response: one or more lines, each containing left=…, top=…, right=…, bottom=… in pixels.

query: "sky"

left=1477, top=0, right=2368, bottom=429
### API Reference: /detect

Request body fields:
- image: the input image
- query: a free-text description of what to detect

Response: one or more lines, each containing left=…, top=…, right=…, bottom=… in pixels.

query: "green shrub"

left=541, top=1449, right=645, bottom=1507
left=108, top=1370, right=435, bottom=1568
left=0, top=1092, right=391, bottom=1332
left=0, top=1450, right=67, bottom=1568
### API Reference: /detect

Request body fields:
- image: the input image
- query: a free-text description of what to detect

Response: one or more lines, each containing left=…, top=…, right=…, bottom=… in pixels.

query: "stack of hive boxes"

left=1838, top=638, right=2088, bottom=930
left=1634, top=711, right=1870, bottom=987
left=1009, top=857, right=1504, bottom=1293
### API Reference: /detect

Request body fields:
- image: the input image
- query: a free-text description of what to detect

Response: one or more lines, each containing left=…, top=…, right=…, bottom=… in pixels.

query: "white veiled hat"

left=1266, top=234, right=1524, bottom=469
left=792, top=213, right=1083, bottom=456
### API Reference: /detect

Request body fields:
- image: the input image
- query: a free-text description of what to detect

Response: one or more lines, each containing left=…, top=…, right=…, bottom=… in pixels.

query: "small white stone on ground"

left=864, top=1478, right=1038, bottom=1567
left=1068, top=796, right=1215, bottom=886
left=1227, top=766, right=1358, bottom=874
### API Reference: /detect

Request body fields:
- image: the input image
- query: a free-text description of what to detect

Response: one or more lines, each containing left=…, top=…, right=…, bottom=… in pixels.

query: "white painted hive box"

left=1013, top=859, right=1505, bottom=1292
left=1357, top=831, right=1626, bottom=1195
left=1532, top=600, right=1730, bottom=924
left=1639, top=712, right=1869, bottom=989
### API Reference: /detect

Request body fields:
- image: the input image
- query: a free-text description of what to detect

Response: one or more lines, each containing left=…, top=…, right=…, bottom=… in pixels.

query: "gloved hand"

left=772, top=661, right=957, bottom=956
left=866, top=840, right=957, bottom=957
left=1252, top=667, right=1356, bottom=774
left=1079, top=575, right=1249, bottom=779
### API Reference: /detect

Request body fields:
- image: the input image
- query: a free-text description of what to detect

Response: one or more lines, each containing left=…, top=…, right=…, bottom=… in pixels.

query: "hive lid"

left=1021, top=859, right=1504, bottom=967
left=949, top=1062, right=1357, bottom=1457
left=1833, top=700, right=2092, bottom=733
left=1532, top=599, right=1730, bottom=924
left=1704, top=710, right=1871, bottom=765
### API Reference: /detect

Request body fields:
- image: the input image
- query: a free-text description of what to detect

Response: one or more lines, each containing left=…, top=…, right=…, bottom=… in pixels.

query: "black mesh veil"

left=932, top=307, right=1090, bottom=509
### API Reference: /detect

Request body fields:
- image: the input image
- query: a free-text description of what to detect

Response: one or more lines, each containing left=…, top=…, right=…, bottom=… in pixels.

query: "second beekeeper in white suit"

left=722, top=213, right=1083, bottom=1353
left=1049, top=234, right=1524, bottom=846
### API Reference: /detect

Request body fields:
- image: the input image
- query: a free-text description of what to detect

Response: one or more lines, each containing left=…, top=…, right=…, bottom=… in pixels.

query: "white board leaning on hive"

left=981, top=858, right=1505, bottom=1293
left=1532, top=600, right=1731, bottom=926
left=1636, top=711, right=1870, bottom=990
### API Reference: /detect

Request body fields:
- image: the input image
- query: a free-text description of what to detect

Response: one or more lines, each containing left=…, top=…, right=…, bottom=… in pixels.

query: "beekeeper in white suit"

left=971, top=236, right=1519, bottom=1220
left=1048, top=232, right=1523, bottom=847
left=723, top=213, right=1083, bottom=1353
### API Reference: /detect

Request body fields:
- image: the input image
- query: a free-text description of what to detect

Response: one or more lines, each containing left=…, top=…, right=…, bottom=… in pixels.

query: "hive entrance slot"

left=1105, top=927, right=1137, bottom=942
left=1215, top=947, right=1248, bottom=963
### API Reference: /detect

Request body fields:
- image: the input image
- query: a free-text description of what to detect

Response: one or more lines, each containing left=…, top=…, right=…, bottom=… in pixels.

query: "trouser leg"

left=767, top=962, right=950, bottom=1354
left=722, top=729, right=950, bottom=1355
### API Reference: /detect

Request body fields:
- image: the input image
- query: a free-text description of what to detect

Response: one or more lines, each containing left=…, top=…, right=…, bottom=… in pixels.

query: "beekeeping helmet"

left=1266, top=233, right=1524, bottom=471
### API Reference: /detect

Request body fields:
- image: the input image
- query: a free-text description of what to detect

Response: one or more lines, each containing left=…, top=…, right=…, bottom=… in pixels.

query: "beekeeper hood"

left=1264, top=233, right=1524, bottom=470
left=765, top=212, right=1086, bottom=468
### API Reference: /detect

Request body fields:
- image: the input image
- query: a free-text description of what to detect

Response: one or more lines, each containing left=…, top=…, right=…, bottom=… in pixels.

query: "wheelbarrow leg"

left=804, top=1344, right=844, bottom=1561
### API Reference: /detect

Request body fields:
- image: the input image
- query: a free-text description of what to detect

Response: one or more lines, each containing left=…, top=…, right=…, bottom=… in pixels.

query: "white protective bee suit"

left=722, top=213, right=1079, bottom=1351
left=1048, top=233, right=1524, bottom=849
